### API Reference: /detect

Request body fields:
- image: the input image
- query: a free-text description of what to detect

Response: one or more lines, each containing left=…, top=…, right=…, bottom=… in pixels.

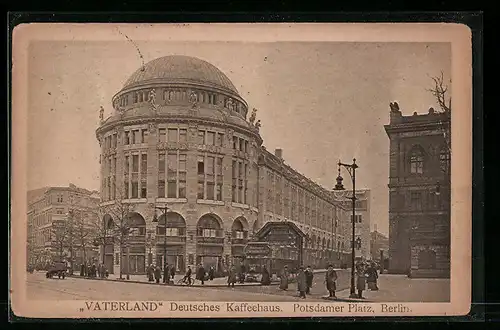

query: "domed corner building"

left=96, top=55, right=352, bottom=276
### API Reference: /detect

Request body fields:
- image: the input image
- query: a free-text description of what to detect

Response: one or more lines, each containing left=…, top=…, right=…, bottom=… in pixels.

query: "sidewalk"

left=67, top=268, right=333, bottom=288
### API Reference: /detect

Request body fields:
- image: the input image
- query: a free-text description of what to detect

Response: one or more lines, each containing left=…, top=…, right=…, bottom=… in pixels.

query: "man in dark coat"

left=80, top=263, right=85, bottom=277
left=304, top=266, right=314, bottom=294
left=325, top=264, right=338, bottom=298
left=296, top=266, right=307, bottom=299
left=163, top=263, right=170, bottom=284
left=227, top=265, right=237, bottom=287
left=260, top=265, right=271, bottom=285
left=147, top=264, right=154, bottom=282
left=170, top=265, right=176, bottom=280
left=183, top=266, right=192, bottom=285
left=279, top=266, right=289, bottom=290
left=197, top=264, right=206, bottom=285
left=154, top=265, right=161, bottom=284
left=366, top=262, right=379, bottom=291
left=208, top=266, right=215, bottom=281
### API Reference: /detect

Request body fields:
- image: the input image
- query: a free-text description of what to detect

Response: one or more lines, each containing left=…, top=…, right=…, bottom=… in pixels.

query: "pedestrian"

left=260, top=265, right=271, bottom=285
left=91, top=264, right=97, bottom=278
left=227, top=265, right=237, bottom=288
left=197, top=264, right=206, bottom=285
left=356, top=263, right=366, bottom=298
left=366, top=262, right=379, bottom=291
left=96, top=264, right=101, bottom=278
left=170, top=265, right=176, bottom=280
left=147, top=264, right=154, bottom=282
left=239, top=264, right=246, bottom=284
left=154, top=265, right=161, bottom=284
left=80, top=263, right=85, bottom=277
left=164, top=263, right=171, bottom=284
left=208, top=266, right=215, bottom=281
left=296, top=266, right=307, bottom=299
left=183, top=266, right=192, bottom=285
left=279, top=265, right=289, bottom=291
left=305, top=265, right=314, bottom=294
left=325, top=264, right=338, bottom=298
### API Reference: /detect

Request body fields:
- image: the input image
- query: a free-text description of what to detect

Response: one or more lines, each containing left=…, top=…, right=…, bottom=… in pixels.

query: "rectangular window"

left=216, top=158, right=223, bottom=175
left=233, top=136, right=238, bottom=150
left=178, top=181, right=186, bottom=199
left=141, top=154, right=147, bottom=174
left=141, top=129, right=148, bottom=143
left=197, top=156, right=205, bottom=175
left=158, top=180, right=165, bottom=198
left=207, top=156, right=215, bottom=177
left=198, top=130, right=205, bottom=145
left=167, top=181, right=177, bottom=198
left=202, top=229, right=217, bottom=237
left=216, top=183, right=222, bottom=201
left=207, top=131, right=215, bottom=145
left=216, top=133, right=224, bottom=147
left=125, top=131, right=130, bottom=145
left=179, top=154, right=186, bottom=171
left=158, top=153, right=165, bottom=173
left=239, top=139, right=244, bottom=152
left=167, top=154, right=177, bottom=178
left=134, top=130, right=141, bottom=144
left=132, top=155, right=139, bottom=172
left=158, top=128, right=166, bottom=142
left=244, top=141, right=248, bottom=153
left=141, top=183, right=147, bottom=198
left=207, top=182, right=215, bottom=200
left=168, top=128, right=178, bottom=143
left=112, top=134, right=117, bottom=148
left=124, top=156, right=130, bottom=174
left=124, top=181, right=129, bottom=198
left=166, top=228, right=179, bottom=237
left=179, top=129, right=187, bottom=143
left=131, top=181, right=138, bottom=199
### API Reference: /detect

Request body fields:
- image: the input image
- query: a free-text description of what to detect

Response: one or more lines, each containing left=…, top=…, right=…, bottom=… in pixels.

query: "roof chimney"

left=274, top=148, right=283, bottom=159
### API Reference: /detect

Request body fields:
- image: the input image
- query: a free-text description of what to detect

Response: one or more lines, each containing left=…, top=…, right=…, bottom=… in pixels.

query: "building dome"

left=122, top=55, right=239, bottom=94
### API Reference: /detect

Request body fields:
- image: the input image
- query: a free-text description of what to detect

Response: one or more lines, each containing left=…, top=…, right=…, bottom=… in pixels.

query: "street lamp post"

left=333, top=158, right=359, bottom=299
left=152, top=204, right=169, bottom=270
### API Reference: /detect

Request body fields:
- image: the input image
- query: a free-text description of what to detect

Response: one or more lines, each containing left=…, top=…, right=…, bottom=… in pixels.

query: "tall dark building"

left=384, top=103, right=450, bottom=278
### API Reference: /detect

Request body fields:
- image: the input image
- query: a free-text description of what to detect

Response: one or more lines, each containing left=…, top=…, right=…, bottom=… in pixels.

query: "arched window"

left=410, top=147, right=424, bottom=174
left=197, top=214, right=222, bottom=237
left=156, top=212, right=186, bottom=236
left=232, top=217, right=248, bottom=239
left=127, top=212, right=146, bottom=236
left=439, top=147, right=450, bottom=172
left=418, top=249, right=436, bottom=269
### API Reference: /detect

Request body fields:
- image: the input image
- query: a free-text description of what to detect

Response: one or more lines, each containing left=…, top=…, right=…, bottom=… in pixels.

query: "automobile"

left=46, top=262, right=68, bottom=279
left=244, top=270, right=261, bottom=283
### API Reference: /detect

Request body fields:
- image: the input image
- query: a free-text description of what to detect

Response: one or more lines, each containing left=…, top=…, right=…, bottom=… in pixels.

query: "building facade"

left=27, top=184, right=100, bottom=269
left=95, top=55, right=351, bottom=275
left=336, top=189, right=372, bottom=261
left=370, top=229, right=389, bottom=262
left=384, top=104, right=451, bottom=278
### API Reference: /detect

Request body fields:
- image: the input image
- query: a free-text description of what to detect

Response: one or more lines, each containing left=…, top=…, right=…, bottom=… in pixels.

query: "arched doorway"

left=155, top=212, right=187, bottom=273
left=102, top=214, right=115, bottom=274
left=122, top=212, right=146, bottom=275
left=231, top=217, right=249, bottom=267
left=196, top=214, right=224, bottom=272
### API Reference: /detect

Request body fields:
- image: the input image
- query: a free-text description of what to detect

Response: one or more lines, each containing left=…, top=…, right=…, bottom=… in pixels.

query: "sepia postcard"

left=10, top=23, right=472, bottom=319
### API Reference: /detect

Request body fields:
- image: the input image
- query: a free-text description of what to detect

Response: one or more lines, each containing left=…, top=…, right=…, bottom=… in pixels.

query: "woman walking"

left=279, top=265, right=289, bottom=291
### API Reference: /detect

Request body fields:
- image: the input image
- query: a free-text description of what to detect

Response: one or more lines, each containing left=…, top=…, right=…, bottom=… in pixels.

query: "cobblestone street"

left=27, top=271, right=449, bottom=303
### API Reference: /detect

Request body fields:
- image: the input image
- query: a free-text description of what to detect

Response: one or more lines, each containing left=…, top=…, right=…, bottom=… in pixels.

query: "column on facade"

left=185, top=124, right=200, bottom=269
left=147, top=123, right=158, bottom=266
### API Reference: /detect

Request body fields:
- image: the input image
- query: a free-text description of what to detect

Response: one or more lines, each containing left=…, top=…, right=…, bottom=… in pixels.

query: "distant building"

left=370, top=228, right=389, bottom=262
left=384, top=104, right=450, bottom=278
left=27, top=184, right=100, bottom=269
left=335, top=189, right=371, bottom=261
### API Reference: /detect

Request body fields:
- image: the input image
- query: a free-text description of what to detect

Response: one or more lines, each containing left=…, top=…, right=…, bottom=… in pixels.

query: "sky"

left=26, top=40, right=451, bottom=236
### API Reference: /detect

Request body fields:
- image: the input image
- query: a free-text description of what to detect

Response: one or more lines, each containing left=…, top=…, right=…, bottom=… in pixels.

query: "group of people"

left=147, top=263, right=177, bottom=284
left=278, top=265, right=336, bottom=299
left=80, top=262, right=108, bottom=279
left=354, top=261, right=379, bottom=298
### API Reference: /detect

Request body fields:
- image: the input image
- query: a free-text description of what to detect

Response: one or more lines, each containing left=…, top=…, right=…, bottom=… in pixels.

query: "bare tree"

left=51, top=219, right=72, bottom=263
left=89, top=205, right=113, bottom=267
left=99, top=187, right=135, bottom=280
left=71, top=209, right=95, bottom=272
left=427, top=71, right=451, bottom=113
